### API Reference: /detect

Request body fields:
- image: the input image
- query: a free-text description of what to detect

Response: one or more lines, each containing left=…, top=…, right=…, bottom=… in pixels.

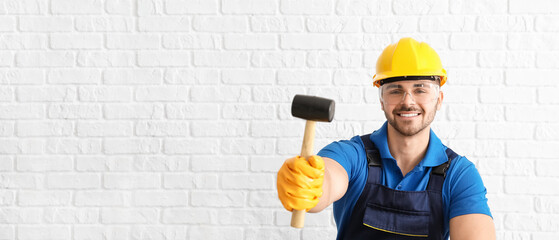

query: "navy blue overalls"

left=341, top=134, right=457, bottom=239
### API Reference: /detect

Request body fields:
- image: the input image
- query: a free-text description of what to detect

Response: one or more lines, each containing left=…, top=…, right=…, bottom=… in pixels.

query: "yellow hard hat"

left=372, top=37, right=447, bottom=88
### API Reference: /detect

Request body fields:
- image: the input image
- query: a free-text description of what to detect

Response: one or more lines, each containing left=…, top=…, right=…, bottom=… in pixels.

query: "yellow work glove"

left=277, top=155, right=325, bottom=212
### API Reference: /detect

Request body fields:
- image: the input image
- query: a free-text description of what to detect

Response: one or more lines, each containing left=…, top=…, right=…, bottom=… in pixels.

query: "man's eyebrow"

left=385, top=84, right=403, bottom=89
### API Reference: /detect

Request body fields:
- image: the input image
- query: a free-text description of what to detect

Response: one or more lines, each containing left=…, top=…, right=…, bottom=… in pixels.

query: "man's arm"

left=309, top=157, right=349, bottom=213
left=449, top=214, right=496, bottom=240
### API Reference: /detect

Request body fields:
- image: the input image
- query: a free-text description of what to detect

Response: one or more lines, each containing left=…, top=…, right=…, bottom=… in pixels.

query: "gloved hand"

left=277, top=155, right=325, bottom=212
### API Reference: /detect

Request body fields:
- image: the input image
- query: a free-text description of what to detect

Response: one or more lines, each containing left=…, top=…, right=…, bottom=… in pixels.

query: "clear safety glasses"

left=379, top=81, right=440, bottom=105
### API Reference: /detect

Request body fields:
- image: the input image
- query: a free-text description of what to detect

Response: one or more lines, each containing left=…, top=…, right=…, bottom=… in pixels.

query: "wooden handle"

left=291, top=120, right=316, bottom=228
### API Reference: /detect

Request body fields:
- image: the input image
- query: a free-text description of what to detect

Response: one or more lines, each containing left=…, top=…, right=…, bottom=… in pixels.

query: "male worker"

left=277, top=38, right=495, bottom=239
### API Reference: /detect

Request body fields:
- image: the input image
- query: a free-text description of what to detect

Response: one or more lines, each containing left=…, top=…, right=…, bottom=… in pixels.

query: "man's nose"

left=401, top=92, right=416, bottom=105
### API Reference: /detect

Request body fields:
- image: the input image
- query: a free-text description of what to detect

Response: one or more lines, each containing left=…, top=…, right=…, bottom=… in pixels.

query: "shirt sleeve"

left=317, top=136, right=367, bottom=183
left=446, top=156, right=493, bottom=220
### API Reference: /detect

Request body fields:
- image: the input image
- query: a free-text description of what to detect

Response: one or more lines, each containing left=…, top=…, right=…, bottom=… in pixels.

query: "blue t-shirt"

left=317, top=122, right=492, bottom=239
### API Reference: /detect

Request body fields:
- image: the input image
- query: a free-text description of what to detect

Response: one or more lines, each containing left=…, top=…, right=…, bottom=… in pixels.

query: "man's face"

left=379, top=80, right=443, bottom=137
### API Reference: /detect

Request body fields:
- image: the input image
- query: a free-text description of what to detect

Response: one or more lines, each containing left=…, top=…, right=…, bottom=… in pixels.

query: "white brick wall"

left=0, top=1, right=557, bottom=239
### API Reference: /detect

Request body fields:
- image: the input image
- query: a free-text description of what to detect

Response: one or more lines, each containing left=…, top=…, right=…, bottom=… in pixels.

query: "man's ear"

left=436, top=91, right=444, bottom=111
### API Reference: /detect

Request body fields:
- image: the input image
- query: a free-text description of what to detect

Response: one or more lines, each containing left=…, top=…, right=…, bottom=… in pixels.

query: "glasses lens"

left=381, top=81, right=439, bottom=105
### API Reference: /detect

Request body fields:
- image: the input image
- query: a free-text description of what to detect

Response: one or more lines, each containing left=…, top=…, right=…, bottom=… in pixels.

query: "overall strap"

left=427, top=147, right=458, bottom=191
left=360, top=134, right=382, bottom=184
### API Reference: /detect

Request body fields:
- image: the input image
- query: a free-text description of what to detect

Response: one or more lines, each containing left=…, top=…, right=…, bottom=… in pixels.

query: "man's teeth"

left=400, top=113, right=419, bottom=117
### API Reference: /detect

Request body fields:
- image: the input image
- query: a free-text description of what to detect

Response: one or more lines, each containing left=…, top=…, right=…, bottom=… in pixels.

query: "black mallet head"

left=291, top=95, right=335, bottom=122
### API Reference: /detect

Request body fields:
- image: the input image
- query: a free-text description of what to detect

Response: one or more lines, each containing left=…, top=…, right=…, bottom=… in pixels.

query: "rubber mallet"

left=290, top=94, right=335, bottom=228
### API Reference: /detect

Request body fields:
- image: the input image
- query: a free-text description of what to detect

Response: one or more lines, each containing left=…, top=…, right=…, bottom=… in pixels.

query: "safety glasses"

left=379, top=81, right=440, bottom=105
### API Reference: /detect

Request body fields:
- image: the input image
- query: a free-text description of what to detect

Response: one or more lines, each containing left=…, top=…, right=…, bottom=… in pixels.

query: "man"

left=277, top=38, right=495, bottom=239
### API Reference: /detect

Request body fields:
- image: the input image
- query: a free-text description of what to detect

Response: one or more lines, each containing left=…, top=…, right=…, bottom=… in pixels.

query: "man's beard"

left=384, top=104, right=438, bottom=137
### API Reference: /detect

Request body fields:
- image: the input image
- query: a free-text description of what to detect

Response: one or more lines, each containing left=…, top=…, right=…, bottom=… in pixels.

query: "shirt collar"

left=370, top=122, right=448, bottom=167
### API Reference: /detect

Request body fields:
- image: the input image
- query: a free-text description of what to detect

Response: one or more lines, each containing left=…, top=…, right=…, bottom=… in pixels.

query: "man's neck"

left=386, top=125, right=431, bottom=176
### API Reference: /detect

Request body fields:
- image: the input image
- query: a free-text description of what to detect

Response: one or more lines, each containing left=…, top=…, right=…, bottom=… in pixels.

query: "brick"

left=223, top=0, right=276, bottom=14
left=50, top=34, right=103, bottom=49
left=0, top=0, right=47, bottom=14
left=78, top=86, right=132, bottom=102
left=165, top=69, right=218, bottom=85
left=337, top=0, right=390, bottom=15
left=190, top=191, right=245, bottom=207
left=505, top=158, right=534, bottom=176
left=193, top=51, right=249, bottom=67
left=48, top=69, right=102, bottom=84
left=137, top=51, right=190, bottom=67
left=250, top=156, right=283, bottom=172
left=18, top=191, right=70, bottom=206
left=165, top=103, right=218, bottom=120
left=130, top=226, right=188, bottom=240
left=222, top=104, right=275, bottom=120
left=190, top=86, right=251, bottom=103
left=222, top=69, right=275, bottom=85
left=438, top=51, right=477, bottom=67
left=19, top=17, right=73, bottom=32
left=0, top=86, right=12, bottom=101
left=477, top=123, right=534, bottom=140
left=165, top=0, right=218, bottom=14
left=505, top=70, right=559, bottom=86
left=0, top=139, right=45, bottom=154
left=222, top=174, right=274, bottom=190
left=139, top=17, right=190, bottom=32
left=536, top=159, right=559, bottom=177
left=309, top=87, right=364, bottom=104
left=74, top=226, right=129, bottom=240
left=508, top=34, right=559, bottom=50
left=504, top=213, right=559, bottom=231
left=16, top=156, right=73, bottom=172
left=363, top=17, right=418, bottom=33
left=248, top=191, right=277, bottom=207
left=133, top=191, right=187, bottom=206
left=46, top=138, right=101, bottom=154
left=506, top=105, right=556, bottom=122
left=253, top=86, right=305, bottom=103
left=224, top=34, right=276, bottom=50
left=190, top=121, right=248, bottom=137
left=17, top=86, right=76, bottom=102
left=477, top=16, right=532, bottom=32
left=220, top=139, right=275, bottom=155
left=0, top=226, right=13, bottom=239
left=77, top=121, right=132, bottom=137
left=162, top=208, right=213, bottom=224
left=450, top=34, right=506, bottom=50
left=16, top=51, right=75, bottom=67
left=135, top=86, right=188, bottom=101
left=251, top=121, right=301, bottom=137
left=307, top=51, right=362, bottom=68
left=536, top=16, right=559, bottom=31
left=334, top=104, right=386, bottom=121
left=449, top=69, right=503, bottom=86
left=480, top=87, right=535, bottom=104
left=164, top=139, right=218, bottom=154
left=510, top=0, right=559, bottom=13
left=450, top=0, right=507, bottom=14
left=44, top=208, right=99, bottom=224
left=0, top=33, right=44, bottom=50
left=536, top=123, right=559, bottom=140
left=18, top=226, right=70, bottom=239
left=333, top=70, right=375, bottom=86
left=78, top=51, right=134, bottom=67
left=479, top=51, right=535, bottom=68
left=76, top=17, right=134, bottom=32
left=537, top=52, right=559, bottom=68
left=192, top=16, right=247, bottom=33
left=302, top=228, right=338, bottom=239
left=135, top=121, right=189, bottom=137
left=393, top=0, right=446, bottom=15
left=164, top=173, right=218, bottom=189
left=0, top=208, right=43, bottom=224
left=107, top=34, right=160, bottom=50
left=0, top=17, right=15, bottom=31
left=75, top=191, right=129, bottom=206
left=488, top=194, right=531, bottom=213
left=0, top=190, right=13, bottom=205
left=420, top=16, right=475, bottom=32
left=337, top=34, right=392, bottom=50
left=104, top=174, right=160, bottom=189
left=535, top=197, right=559, bottom=213
left=250, top=17, right=304, bottom=32
left=473, top=140, right=505, bottom=158
left=277, top=70, right=331, bottom=85
left=137, top=0, right=164, bottom=16
left=162, top=34, right=221, bottom=49
left=104, top=69, right=163, bottom=85
left=190, top=156, right=248, bottom=172
left=105, top=0, right=133, bottom=14
left=51, top=0, right=102, bottom=14
left=134, top=156, right=188, bottom=171
left=0, top=104, right=44, bottom=119
left=219, top=209, right=274, bottom=225
left=104, top=138, right=160, bottom=154
left=507, top=141, right=559, bottom=159
left=101, top=208, right=158, bottom=224
left=48, top=104, right=101, bottom=119
left=280, top=0, right=332, bottom=14
left=306, top=17, right=360, bottom=33
left=0, top=173, right=41, bottom=189
left=189, top=227, right=243, bottom=240
left=47, top=174, right=100, bottom=189
left=251, top=51, right=305, bottom=67
left=428, top=122, right=475, bottom=140
left=280, top=34, right=334, bottom=50
left=0, top=52, right=13, bottom=67
left=76, top=156, right=133, bottom=172
left=0, top=156, right=13, bottom=171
